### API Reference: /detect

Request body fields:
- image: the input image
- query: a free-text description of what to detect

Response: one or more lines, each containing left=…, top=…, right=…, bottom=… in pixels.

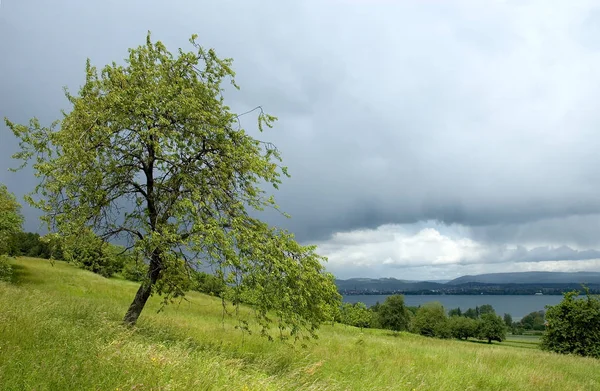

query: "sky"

left=2, top=0, right=600, bottom=280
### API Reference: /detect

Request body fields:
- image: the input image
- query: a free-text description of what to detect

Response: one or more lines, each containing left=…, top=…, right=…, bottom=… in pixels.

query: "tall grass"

left=1, top=257, right=599, bottom=390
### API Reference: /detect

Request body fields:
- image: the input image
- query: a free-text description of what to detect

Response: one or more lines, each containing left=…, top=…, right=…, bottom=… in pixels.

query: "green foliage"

left=5, top=32, right=340, bottom=335
left=191, top=270, right=226, bottom=296
left=339, top=302, right=372, bottom=329
left=7, top=232, right=53, bottom=259
left=376, top=294, right=411, bottom=332
left=479, top=304, right=496, bottom=316
left=412, top=302, right=450, bottom=338
left=464, top=307, right=478, bottom=319
left=121, top=255, right=147, bottom=282
left=503, top=313, right=513, bottom=328
left=0, top=255, right=13, bottom=281
left=519, top=310, right=546, bottom=331
left=448, top=307, right=462, bottom=317
left=448, top=315, right=478, bottom=340
left=61, top=229, right=127, bottom=278
left=0, top=183, right=23, bottom=255
left=541, top=289, right=600, bottom=358
left=477, top=313, right=506, bottom=344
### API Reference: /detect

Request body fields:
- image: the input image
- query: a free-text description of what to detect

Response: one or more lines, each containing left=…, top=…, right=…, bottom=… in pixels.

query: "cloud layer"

left=2, top=0, right=600, bottom=279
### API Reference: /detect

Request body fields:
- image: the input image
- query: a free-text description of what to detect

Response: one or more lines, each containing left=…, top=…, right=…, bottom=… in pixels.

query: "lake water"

left=343, top=294, right=565, bottom=320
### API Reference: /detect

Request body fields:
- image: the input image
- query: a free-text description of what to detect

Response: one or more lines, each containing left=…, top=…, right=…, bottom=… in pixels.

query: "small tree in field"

left=541, top=289, right=600, bottom=358
left=5, top=32, right=341, bottom=340
left=377, top=294, right=411, bottom=332
left=477, top=313, right=506, bottom=344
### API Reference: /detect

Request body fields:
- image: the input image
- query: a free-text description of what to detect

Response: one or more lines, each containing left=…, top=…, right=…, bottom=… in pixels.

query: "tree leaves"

left=5, top=32, right=341, bottom=337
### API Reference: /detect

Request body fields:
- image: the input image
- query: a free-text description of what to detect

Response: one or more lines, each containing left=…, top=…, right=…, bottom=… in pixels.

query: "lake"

left=343, top=294, right=565, bottom=320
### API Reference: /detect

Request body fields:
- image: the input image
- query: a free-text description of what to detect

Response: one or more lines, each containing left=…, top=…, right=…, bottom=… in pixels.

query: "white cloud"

left=316, top=222, right=600, bottom=279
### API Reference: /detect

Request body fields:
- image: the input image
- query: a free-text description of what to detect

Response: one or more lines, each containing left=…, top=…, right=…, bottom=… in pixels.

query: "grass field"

left=1, top=257, right=599, bottom=391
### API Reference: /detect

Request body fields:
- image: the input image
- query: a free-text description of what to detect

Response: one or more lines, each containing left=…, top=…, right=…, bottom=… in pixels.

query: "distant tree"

left=0, top=184, right=23, bottom=255
left=0, top=184, right=23, bottom=281
left=448, top=316, right=478, bottom=340
left=448, top=307, right=462, bottom=317
left=503, top=313, right=513, bottom=328
left=412, top=302, right=449, bottom=338
left=477, top=313, right=506, bottom=344
left=519, top=310, right=545, bottom=331
left=6, top=32, right=341, bottom=338
left=541, top=289, right=600, bottom=358
left=61, top=229, right=127, bottom=278
left=377, top=294, right=411, bottom=332
left=192, top=270, right=226, bottom=296
left=479, top=304, right=495, bottom=316
left=340, top=302, right=372, bottom=330
left=464, top=308, right=478, bottom=319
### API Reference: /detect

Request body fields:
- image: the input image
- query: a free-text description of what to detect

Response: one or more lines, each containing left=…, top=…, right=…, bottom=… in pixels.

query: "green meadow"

left=1, top=257, right=599, bottom=391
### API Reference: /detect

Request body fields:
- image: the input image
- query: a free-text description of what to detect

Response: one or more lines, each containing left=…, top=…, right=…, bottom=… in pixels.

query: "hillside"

left=448, top=271, right=600, bottom=285
left=335, top=277, right=445, bottom=293
left=1, top=258, right=600, bottom=390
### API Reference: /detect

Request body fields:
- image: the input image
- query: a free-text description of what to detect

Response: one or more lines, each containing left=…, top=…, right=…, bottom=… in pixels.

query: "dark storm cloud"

left=2, top=0, right=600, bottom=267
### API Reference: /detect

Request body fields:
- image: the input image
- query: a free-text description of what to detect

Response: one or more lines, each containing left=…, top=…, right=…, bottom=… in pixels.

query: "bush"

left=0, top=255, right=13, bottom=281
left=192, top=270, right=226, bottom=296
left=339, top=302, right=373, bottom=329
left=541, top=289, right=600, bottom=358
left=61, top=230, right=127, bottom=278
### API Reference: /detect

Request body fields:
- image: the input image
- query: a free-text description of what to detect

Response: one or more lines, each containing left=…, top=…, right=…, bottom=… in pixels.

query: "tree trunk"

left=123, top=256, right=162, bottom=325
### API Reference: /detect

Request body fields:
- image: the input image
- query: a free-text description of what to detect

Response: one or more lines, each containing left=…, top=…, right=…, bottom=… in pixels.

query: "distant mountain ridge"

left=447, top=271, right=600, bottom=285
left=336, top=271, right=600, bottom=295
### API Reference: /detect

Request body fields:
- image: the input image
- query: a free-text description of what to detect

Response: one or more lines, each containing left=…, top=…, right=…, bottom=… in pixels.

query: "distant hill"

left=447, top=271, right=600, bottom=285
left=335, top=277, right=444, bottom=293
left=335, top=271, right=600, bottom=295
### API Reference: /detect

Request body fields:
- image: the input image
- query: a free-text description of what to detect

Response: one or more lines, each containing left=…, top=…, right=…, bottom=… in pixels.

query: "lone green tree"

left=477, top=313, right=506, bottom=344
left=541, top=289, right=600, bottom=358
left=5, top=33, right=341, bottom=338
left=377, top=294, right=411, bottom=332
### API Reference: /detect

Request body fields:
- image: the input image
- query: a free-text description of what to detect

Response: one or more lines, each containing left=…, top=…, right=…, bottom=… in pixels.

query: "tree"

left=479, top=304, right=495, bottom=316
left=6, top=32, right=341, bottom=339
left=464, top=308, right=478, bottom=319
left=448, top=316, right=478, bottom=340
left=0, top=183, right=23, bottom=255
left=448, top=307, right=462, bottom=317
left=340, top=302, right=372, bottom=330
left=412, top=302, right=449, bottom=338
left=377, top=294, right=411, bottom=332
left=0, top=184, right=23, bottom=281
left=519, top=310, right=545, bottom=331
left=503, top=313, right=513, bottom=328
left=477, top=313, right=506, bottom=344
left=541, top=289, right=600, bottom=358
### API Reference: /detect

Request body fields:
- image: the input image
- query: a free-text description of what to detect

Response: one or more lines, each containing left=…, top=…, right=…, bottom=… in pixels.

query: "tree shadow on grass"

left=8, top=263, right=43, bottom=286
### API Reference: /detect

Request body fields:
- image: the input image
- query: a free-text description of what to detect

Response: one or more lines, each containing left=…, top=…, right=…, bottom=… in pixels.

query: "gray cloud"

left=3, top=0, right=600, bottom=278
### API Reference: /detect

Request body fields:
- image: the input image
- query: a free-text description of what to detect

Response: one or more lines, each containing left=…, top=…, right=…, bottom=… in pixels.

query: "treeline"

left=336, top=295, right=506, bottom=343
left=4, top=229, right=225, bottom=296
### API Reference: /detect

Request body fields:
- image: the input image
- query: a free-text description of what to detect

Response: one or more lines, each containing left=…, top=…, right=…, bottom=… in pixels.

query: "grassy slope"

left=1, top=258, right=599, bottom=391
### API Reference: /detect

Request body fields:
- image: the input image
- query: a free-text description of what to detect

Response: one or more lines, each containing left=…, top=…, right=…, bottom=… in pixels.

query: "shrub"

left=541, top=289, right=600, bottom=358
left=0, top=255, right=13, bottom=281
